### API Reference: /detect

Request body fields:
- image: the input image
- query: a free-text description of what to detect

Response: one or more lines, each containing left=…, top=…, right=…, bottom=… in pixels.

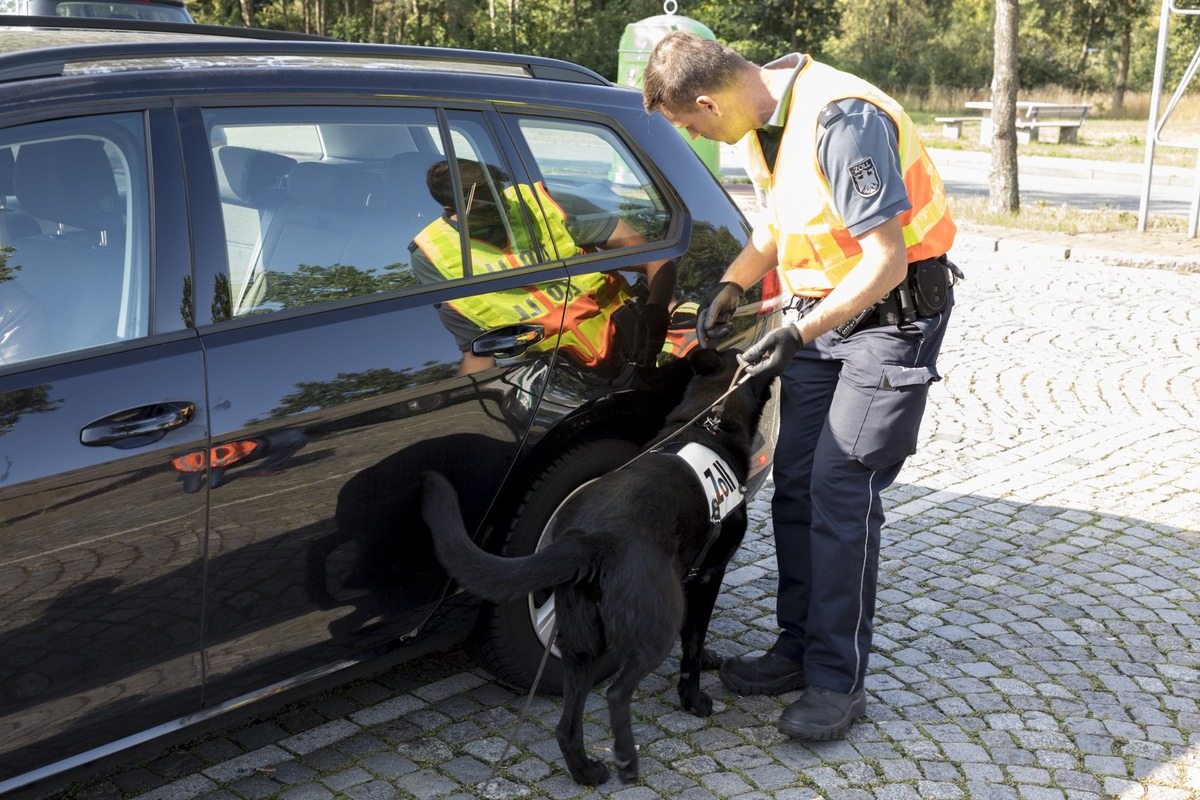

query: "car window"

left=0, top=113, right=150, bottom=366
left=33, top=0, right=193, bottom=21
left=203, top=106, right=444, bottom=318
left=512, top=116, right=672, bottom=257
left=410, top=110, right=552, bottom=285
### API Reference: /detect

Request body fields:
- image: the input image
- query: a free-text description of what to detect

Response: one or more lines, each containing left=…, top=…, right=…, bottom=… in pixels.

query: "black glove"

left=633, top=302, right=671, bottom=366
left=740, top=324, right=804, bottom=377
left=695, top=281, right=743, bottom=349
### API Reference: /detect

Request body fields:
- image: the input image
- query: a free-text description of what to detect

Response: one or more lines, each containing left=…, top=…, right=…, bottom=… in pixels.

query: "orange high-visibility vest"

left=413, top=182, right=631, bottom=368
left=744, top=58, right=956, bottom=298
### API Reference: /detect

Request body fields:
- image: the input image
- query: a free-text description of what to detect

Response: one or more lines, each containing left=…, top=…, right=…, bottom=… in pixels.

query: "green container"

left=618, top=14, right=721, bottom=178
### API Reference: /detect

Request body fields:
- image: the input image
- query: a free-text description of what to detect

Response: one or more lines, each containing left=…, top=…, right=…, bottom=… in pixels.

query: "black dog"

left=420, top=348, right=773, bottom=786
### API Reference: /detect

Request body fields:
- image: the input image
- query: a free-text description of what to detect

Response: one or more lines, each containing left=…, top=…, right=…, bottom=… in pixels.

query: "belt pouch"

left=910, top=260, right=948, bottom=316
left=877, top=292, right=901, bottom=326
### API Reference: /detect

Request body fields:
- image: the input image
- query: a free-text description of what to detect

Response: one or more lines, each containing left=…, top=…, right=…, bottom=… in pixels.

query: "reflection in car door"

left=182, top=106, right=562, bottom=707
left=192, top=295, right=556, bottom=703
left=0, top=111, right=209, bottom=783
left=0, top=346, right=209, bottom=781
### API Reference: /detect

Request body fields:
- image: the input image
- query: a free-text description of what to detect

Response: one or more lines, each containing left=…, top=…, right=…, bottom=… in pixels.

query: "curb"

left=951, top=232, right=1200, bottom=274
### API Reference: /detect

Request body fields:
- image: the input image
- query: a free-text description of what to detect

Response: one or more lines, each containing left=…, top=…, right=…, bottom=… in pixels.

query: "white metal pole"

left=1137, top=0, right=1172, bottom=232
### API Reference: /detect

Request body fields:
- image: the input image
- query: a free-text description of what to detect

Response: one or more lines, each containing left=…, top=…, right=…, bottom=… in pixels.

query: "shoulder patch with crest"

left=847, top=157, right=881, bottom=198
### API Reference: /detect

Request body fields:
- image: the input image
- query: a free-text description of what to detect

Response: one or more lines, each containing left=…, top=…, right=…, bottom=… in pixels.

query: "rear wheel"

left=468, top=435, right=638, bottom=694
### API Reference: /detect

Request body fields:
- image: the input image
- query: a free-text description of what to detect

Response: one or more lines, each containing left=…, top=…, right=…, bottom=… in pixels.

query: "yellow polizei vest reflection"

left=413, top=181, right=630, bottom=368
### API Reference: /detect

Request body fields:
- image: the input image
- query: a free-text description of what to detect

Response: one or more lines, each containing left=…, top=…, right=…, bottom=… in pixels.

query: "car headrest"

left=13, top=139, right=122, bottom=233
left=287, top=161, right=380, bottom=208
left=215, top=146, right=297, bottom=206
left=378, top=151, right=442, bottom=207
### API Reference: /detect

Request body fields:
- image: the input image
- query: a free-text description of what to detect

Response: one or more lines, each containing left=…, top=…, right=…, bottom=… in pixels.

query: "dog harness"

left=657, top=440, right=746, bottom=581
left=660, top=441, right=745, bottom=522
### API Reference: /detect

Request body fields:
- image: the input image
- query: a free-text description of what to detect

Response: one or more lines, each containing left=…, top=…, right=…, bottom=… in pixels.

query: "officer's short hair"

left=642, top=32, right=755, bottom=114
left=426, top=159, right=509, bottom=209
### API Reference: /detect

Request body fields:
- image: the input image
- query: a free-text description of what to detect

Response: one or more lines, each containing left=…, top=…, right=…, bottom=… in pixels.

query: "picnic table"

left=937, top=101, right=1092, bottom=145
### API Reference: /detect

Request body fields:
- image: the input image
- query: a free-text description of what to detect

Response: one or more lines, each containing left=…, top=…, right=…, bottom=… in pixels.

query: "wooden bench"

left=934, top=116, right=982, bottom=139
left=1015, top=103, right=1091, bottom=144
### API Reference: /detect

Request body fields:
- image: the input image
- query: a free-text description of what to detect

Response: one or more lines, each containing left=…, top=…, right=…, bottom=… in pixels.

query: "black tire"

left=467, top=434, right=639, bottom=695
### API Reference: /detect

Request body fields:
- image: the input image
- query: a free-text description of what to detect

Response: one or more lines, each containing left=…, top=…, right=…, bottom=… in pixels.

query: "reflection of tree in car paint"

left=673, top=221, right=747, bottom=298
left=0, top=384, right=61, bottom=439
left=259, top=262, right=420, bottom=311
left=251, top=363, right=459, bottom=425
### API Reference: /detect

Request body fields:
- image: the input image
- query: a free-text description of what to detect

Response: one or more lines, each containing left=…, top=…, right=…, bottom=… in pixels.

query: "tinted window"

left=0, top=113, right=150, bottom=366
left=513, top=116, right=672, bottom=252
left=203, top=106, right=442, bottom=318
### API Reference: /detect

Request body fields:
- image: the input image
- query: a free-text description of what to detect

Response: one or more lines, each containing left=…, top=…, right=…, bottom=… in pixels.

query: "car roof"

left=0, top=16, right=612, bottom=86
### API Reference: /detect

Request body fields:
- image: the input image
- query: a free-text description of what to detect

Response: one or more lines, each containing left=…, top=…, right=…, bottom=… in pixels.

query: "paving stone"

left=40, top=234, right=1200, bottom=800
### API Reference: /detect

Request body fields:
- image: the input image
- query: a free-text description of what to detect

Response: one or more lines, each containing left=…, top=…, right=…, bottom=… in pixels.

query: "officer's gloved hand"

left=739, top=323, right=804, bottom=377
left=695, top=281, right=743, bottom=349
left=634, top=302, right=671, bottom=366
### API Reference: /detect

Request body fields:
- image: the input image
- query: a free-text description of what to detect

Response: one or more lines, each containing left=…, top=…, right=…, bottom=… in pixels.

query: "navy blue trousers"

left=770, top=295, right=953, bottom=694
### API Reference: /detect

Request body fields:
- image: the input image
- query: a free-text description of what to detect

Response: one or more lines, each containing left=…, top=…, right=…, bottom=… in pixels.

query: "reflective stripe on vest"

left=743, top=58, right=957, bottom=298
left=412, top=182, right=631, bottom=367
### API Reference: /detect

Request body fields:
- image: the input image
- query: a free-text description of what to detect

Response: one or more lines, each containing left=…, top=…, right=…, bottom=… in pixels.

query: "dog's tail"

left=420, top=470, right=608, bottom=604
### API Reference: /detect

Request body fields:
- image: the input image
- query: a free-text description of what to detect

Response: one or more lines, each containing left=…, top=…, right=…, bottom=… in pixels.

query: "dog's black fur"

left=420, top=348, right=773, bottom=786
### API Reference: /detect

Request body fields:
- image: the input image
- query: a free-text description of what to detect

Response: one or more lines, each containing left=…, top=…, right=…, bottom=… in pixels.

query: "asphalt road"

left=719, top=143, right=1198, bottom=220
left=928, top=149, right=1197, bottom=219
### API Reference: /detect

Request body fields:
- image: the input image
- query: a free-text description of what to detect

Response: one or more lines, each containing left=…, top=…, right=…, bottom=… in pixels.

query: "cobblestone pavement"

left=49, top=233, right=1200, bottom=800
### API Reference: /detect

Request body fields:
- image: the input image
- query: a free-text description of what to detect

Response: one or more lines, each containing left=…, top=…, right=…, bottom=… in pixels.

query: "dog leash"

left=623, top=359, right=751, bottom=470
left=483, top=616, right=559, bottom=787
left=480, top=358, right=752, bottom=787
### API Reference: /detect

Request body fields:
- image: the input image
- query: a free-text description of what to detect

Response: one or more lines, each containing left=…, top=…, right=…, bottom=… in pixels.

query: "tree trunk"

left=1075, top=12, right=1095, bottom=78
left=989, top=0, right=1020, bottom=215
left=508, top=0, right=517, bottom=52
left=1114, top=23, right=1132, bottom=112
left=238, top=0, right=253, bottom=27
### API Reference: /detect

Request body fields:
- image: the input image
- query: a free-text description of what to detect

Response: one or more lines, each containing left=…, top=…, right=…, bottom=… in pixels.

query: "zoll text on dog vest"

left=660, top=441, right=745, bottom=523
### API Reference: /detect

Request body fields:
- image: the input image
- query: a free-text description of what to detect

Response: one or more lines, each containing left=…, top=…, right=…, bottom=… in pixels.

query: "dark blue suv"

left=0, top=17, right=780, bottom=795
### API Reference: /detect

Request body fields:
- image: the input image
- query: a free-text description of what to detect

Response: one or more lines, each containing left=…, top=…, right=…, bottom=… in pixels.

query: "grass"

left=946, top=195, right=1191, bottom=236
left=909, top=112, right=1199, bottom=169
left=901, top=92, right=1199, bottom=236
left=901, top=86, right=1200, bottom=170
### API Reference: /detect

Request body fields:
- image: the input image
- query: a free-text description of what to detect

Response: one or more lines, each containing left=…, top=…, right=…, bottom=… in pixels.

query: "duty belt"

left=832, top=255, right=962, bottom=338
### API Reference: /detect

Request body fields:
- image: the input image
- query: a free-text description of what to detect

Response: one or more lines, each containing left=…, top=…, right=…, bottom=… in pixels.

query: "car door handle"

left=80, top=401, right=197, bottom=448
left=471, top=324, right=545, bottom=358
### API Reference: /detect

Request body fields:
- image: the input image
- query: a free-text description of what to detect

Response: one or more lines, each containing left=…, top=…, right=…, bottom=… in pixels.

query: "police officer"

left=643, top=32, right=958, bottom=740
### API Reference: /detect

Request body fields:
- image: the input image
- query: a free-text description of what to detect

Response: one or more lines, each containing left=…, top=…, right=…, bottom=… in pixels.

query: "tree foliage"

left=186, top=0, right=1197, bottom=102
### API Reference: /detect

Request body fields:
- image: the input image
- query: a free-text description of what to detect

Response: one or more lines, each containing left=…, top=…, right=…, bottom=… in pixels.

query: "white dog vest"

left=660, top=441, right=746, bottom=523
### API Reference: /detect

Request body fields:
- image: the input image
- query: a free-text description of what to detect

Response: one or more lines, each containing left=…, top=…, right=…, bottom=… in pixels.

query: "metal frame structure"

left=1137, top=0, right=1200, bottom=237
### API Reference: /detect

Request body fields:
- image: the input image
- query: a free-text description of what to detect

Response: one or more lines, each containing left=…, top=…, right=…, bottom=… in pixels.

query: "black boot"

left=718, top=648, right=805, bottom=695
left=778, top=686, right=866, bottom=740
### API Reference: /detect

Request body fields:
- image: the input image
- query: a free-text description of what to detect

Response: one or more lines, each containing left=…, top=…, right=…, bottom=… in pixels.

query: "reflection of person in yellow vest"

left=410, top=160, right=676, bottom=376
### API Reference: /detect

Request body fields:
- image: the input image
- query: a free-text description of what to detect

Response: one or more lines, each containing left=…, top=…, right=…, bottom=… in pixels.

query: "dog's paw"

left=616, top=758, right=639, bottom=784
left=569, top=758, right=610, bottom=786
left=679, top=687, right=714, bottom=717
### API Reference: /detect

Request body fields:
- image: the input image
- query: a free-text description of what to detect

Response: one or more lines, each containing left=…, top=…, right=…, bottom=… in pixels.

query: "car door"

left=182, top=102, right=576, bottom=705
left=0, top=110, right=207, bottom=784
